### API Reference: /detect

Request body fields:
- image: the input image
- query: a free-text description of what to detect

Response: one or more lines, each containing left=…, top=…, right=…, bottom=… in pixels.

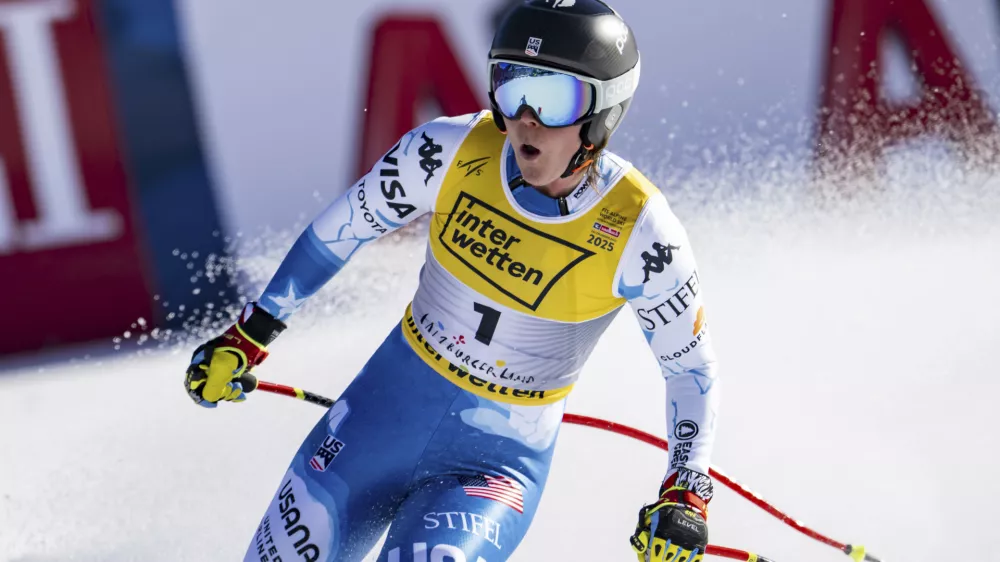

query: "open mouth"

left=520, top=144, right=541, bottom=159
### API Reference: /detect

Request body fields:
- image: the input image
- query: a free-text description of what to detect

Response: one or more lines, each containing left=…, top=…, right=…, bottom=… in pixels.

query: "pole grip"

left=844, top=544, right=884, bottom=562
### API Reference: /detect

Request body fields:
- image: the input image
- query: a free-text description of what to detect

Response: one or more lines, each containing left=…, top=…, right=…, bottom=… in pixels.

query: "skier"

left=185, top=1, right=719, bottom=560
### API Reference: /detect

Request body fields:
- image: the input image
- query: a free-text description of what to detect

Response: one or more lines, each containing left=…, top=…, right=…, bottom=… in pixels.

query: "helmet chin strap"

left=560, top=144, right=594, bottom=178
left=560, top=122, right=598, bottom=179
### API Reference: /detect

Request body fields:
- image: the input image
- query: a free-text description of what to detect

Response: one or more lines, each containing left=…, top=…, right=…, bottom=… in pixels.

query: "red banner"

left=356, top=16, right=482, bottom=179
left=0, top=0, right=152, bottom=354
left=817, top=0, right=997, bottom=165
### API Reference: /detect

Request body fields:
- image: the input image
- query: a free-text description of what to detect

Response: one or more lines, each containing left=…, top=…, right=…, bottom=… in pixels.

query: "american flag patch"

left=459, top=474, right=524, bottom=513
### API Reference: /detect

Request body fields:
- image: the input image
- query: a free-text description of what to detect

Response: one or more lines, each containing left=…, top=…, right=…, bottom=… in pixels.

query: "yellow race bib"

left=429, top=114, right=658, bottom=322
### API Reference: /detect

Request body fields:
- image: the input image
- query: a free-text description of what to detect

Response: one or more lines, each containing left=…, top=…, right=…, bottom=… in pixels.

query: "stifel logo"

left=438, top=192, right=594, bottom=311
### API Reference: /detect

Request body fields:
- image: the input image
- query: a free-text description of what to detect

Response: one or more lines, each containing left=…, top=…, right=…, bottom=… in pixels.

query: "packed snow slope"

left=2, top=154, right=999, bottom=561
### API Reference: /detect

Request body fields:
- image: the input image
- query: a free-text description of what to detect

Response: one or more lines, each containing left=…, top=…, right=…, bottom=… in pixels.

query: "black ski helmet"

left=488, top=0, right=640, bottom=164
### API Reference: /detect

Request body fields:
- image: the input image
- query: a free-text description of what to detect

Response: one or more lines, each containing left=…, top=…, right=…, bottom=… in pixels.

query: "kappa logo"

left=457, top=156, right=491, bottom=177
left=525, top=37, right=542, bottom=57
left=641, top=242, right=681, bottom=283
left=438, top=192, right=594, bottom=311
left=418, top=132, right=443, bottom=185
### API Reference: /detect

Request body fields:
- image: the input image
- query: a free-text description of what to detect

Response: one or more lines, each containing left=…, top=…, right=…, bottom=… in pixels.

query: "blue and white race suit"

left=244, top=111, right=720, bottom=562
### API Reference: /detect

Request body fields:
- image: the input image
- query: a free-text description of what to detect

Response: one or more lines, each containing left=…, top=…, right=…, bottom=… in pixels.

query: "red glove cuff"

left=660, top=468, right=714, bottom=519
left=217, top=302, right=287, bottom=368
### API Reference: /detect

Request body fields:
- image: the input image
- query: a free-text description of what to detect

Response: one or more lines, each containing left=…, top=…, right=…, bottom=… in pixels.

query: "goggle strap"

left=601, top=58, right=641, bottom=110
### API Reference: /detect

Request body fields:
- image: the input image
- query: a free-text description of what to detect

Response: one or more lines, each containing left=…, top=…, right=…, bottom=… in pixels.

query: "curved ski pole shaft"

left=708, top=546, right=775, bottom=562
left=560, top=413, right=883, bottom=562
left=707, top=467, right=882, bottom=562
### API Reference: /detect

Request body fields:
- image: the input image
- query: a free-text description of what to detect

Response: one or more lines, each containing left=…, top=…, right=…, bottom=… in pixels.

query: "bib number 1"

left=473, top=302, right=501, bottom=345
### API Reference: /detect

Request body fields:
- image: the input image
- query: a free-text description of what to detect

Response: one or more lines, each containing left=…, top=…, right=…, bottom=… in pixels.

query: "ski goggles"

left=488, top=58, right=640, bottom=128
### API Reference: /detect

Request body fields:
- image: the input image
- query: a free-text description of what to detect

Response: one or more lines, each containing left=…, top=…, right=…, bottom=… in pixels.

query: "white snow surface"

left=2, top=156, right=1000, bottom=562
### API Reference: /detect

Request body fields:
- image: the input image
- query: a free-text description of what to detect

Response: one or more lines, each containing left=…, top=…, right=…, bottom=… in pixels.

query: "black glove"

left=630, top=468, right=713, bottom=562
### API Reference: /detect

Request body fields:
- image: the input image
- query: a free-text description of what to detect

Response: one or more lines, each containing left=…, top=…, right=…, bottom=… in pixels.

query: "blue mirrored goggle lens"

left=491, top=62, right=594, bottom=127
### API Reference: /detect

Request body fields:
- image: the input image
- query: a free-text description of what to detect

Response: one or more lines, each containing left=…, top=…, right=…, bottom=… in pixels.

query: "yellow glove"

left=631, top=468, right=713, bottom=562
left=184, top=303, right=285, bottom=407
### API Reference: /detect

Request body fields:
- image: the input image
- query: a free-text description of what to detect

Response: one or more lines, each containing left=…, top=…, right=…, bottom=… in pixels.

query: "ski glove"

left=631, top=468, right=714, bottom=562
left=184, top=302, right=286, bottom=408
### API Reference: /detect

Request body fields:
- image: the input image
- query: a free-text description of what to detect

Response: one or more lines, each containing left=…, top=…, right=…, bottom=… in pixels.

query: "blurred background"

left=1, top=0, right=997, bottom=358
left=1, top=1, right=999, bottom=561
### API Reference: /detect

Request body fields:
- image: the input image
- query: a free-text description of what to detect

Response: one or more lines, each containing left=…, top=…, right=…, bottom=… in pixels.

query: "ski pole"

left=246, top=377, right=774, bottom=562
left=561, top=413, right=882, bottom=562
